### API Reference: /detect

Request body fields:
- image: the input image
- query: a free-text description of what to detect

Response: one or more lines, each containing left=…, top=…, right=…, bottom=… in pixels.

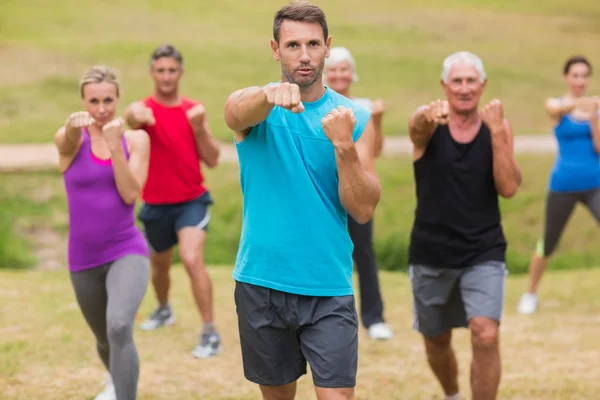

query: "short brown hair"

left=273, top=1, right=328, bottom=43
left=563, top=55, right=592, bottom=75
left=79, top=65, right=119, bottom=98
left=149, top=44, right=183, bottom=67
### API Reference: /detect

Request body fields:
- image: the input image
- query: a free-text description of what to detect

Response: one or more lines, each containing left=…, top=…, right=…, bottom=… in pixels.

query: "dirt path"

left=0, top=135, right=556, bottom=171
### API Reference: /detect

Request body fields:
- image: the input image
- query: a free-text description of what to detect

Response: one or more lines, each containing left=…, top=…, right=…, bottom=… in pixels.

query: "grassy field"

left=2, top=153, right=600, bottom=274
left=1, top=266, right=599, bottom=399
left=1, top=0, right=600, bottom=144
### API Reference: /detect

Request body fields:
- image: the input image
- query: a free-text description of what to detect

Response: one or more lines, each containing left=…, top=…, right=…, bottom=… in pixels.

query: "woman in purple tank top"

left=54, top=65, right=150, bottom=400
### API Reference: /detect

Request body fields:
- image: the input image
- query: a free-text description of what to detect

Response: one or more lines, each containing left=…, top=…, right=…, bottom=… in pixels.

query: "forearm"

left=108, top=142, right=142, bottom=204
left=335, top=143, right=381, bottom=224
left=124, top=107, right=143, bottom=129
left=194, top=130, right=220, bottom=167
left=491, top=129, right=522, bottom=198
left=373, top=116, right=384, bottom=158
left=225, top=86, right=273, bottom=131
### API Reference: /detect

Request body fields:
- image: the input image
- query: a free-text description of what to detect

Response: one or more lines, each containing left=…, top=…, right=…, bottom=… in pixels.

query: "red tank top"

left=141, top=96, right=207, bottom=204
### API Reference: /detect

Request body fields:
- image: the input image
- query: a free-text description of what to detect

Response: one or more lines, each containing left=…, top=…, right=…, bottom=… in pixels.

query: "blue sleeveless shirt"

left=549, top=114, right=600, bottom=192
left=232, top=86, right=371, bottom=296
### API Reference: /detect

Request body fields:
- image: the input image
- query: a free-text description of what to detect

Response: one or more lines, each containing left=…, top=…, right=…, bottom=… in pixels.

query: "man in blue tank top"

left=224, top=2, right=379, bottom=399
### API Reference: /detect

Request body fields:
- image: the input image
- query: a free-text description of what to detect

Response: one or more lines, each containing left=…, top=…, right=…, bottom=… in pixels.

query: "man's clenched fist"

left=321, top=106, right=356, bottom=147
left=479, top=99, right=505, bottom=132
left=264, top=82, right=305, bottom=113
left=186, top=104, right=206, bottom=132
left=424, top=100, right=449, bottom=125
left=129, top=101, right=156, bottom=126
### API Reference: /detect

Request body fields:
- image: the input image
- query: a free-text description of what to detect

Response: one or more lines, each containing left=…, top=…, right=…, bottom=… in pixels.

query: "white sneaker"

left=367, top=322, right=393, bottom=340
left=517, top=293, right=538, bottom=315
left=94, top=374, right=116, bottom=400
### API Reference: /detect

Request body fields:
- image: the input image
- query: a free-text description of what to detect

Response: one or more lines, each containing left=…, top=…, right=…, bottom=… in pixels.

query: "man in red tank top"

left=124, top=44, right=222, bottom=359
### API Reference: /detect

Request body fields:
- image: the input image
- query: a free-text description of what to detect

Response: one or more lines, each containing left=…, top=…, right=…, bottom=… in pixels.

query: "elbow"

left=350, top=204, right=377, bottom=225
left=123, top=187, right=142, bottom=205
left=123, top=195, right=138, bottom=205
left=498, top=182, right=520, bottom=199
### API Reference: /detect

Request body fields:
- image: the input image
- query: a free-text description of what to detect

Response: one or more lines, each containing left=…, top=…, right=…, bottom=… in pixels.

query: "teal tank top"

left=232, top=86, right=371, bottom=296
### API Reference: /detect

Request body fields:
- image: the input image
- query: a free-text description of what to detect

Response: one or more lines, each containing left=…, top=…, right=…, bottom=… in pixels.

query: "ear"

left=481, top=78, right=487, bottom=89
left=325, top=35, right=332, bottom=58
left=270, top=39, right=280, bottom=61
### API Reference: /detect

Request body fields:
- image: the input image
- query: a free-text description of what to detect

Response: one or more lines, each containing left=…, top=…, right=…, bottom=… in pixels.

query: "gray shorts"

left=409, top=261, right=508, bottom=338
left=234, top=281, right=358, bottom=388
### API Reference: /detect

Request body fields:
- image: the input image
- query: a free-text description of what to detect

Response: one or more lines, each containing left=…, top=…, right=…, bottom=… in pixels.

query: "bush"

left=3, top=154, right=600, bottom=274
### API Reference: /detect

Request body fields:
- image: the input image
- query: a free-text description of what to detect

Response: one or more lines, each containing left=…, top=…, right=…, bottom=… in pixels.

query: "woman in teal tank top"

left=323, top=47, right=393, bottom=340
left=518, top=56, right=600, bottom=315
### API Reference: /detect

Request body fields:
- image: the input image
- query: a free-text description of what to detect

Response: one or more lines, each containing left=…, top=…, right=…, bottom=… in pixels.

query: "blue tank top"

left=549, top=114, right=600, bottom=192
left=232, top=86, right=371, bottom=296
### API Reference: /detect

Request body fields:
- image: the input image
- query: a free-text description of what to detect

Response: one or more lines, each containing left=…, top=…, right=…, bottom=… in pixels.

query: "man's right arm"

left=224, top=86, right=274, bottom=142
left=124, top=101, right=155, bottom=130
left=224, top=83, right=304, bottom=142
left=408, top=103, right=440, bottom=157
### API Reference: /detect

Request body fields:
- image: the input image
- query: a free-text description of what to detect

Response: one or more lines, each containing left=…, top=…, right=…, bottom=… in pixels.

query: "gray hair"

left=324, top=47, right=359, bottom=83
left=441, top=51, right=486, bottom=83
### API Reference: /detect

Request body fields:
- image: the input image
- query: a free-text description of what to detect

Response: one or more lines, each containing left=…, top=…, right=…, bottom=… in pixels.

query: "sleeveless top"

left=232, top=86, right=372, bottom=296
left=141, top=96, right=207, bottom=205
left=408, top=123, right=507, bottom=268
left=549, top=113, right=600, bottom=192
left=63, top=129, right=148, bottom=272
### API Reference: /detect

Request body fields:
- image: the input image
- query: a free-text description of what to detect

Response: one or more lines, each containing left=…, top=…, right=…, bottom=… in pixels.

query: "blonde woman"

left=54, top=65, right=150, bottom=400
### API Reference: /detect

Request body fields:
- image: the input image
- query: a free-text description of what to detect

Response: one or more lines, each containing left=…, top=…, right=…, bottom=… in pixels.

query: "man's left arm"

left=187, top=104, right=220, bottom=168
left=323, top=107, right=381, bottom=224
left=490, top=118, right=522, bottom=198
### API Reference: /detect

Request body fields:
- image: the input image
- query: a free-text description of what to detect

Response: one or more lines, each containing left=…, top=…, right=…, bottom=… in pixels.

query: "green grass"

left=1, top=0, right=600, bottom=143
left=1, top=266, right=599, bottom=399
left=2, top=154, right=600, bottom=274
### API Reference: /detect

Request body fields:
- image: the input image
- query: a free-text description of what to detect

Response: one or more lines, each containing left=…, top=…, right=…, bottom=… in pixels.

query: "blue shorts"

left=137, top=191, right=213, bottom=253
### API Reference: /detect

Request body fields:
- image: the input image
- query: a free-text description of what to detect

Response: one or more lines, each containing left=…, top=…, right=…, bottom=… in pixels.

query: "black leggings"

left=70, top=255, right=150, bottom=400
left=539, top=188, right=600, bottom=257
left=347, top=216, right=385, bottom=328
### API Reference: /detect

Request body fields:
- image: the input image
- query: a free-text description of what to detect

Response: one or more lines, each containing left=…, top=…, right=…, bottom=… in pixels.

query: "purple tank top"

left=63, top=129, right=148, bottom=272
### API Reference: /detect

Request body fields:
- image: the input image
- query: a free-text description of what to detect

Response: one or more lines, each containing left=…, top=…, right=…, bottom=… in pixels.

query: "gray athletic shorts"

left=409, top=261, right=508, bottom=338
left=234, top=281, right=359, bottom=388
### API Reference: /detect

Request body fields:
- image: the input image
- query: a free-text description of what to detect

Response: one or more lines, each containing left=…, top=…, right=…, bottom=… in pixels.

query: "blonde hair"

left=324, top=47, right=359, bottom=83
left=79, top=65, right=120, bottom=98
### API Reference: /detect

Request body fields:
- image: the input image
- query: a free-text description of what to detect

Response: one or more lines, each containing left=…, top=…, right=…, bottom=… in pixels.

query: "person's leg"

left=582, top=187, right=600, bottom=223
left=234, top=281, right=306, bottom=400
left=519, top=191, right=577, bottom=314
left=70, top=267, right=110, bottom=369
left=138, top=204, right=179, bottom=331
left=347, top=216, right=391, bottom=340
left=175, top=192, right=220, bottom=358
left=461, top=261, right=507, bottom=400
left=105, top=255, right=150, bottom=400
left=297, top=294, right=358, bottom=400
left=70, top=266, right=114, bottom=399
left=409, top=265, right=464, bottom=399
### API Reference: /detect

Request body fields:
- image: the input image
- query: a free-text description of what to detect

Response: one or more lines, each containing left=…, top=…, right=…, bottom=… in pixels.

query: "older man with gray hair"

left=406, top=51, right=522, bottom=400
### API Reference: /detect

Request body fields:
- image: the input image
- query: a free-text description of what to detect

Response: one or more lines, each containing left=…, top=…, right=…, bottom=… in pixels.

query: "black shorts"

left=137, top=191, right=213, bottom=253
left=234, top=281, right=359, bottom=388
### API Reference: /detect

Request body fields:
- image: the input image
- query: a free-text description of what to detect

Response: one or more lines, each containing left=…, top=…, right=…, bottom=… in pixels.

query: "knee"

left=107, top=318, right=133, bottom=345
left=179, top=248, right=202, bottom=272
left=260, top=385, right=296, bottom=400
left=424, top=331, right=452, bottom=358
left=470, top=317, right=499, bottom=350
